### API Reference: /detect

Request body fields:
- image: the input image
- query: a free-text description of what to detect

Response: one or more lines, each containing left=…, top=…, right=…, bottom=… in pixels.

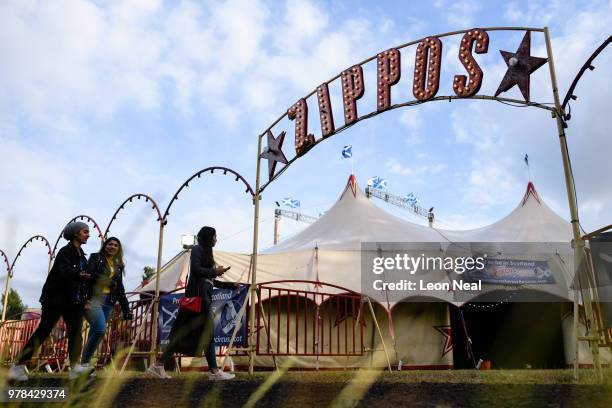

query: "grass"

left=2, top=369, right=612, bottom=407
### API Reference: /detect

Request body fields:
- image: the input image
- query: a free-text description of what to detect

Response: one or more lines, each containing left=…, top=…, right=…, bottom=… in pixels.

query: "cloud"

left=386, top=158, right=447, bottom=177
left=433, top=0, right=481, bottom=28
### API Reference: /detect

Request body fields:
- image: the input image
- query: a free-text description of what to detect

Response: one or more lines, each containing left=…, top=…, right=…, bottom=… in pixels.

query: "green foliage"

left=141, top=266, right=156, bottom=284
left=1, top=288, right=27, bottom=320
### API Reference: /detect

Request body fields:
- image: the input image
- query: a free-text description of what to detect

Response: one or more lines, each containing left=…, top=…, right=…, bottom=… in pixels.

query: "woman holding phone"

left=148, top=226, right=237, bottom=380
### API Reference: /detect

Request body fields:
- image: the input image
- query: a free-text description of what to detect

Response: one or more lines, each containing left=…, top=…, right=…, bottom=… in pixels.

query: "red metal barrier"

left=0, top=293, right=156, bottom=369
left=1, top=281, right=366, bottom=369
left=95, top=294, right=154, bottom=367
left=0, top=316, right=41, bottom=364
left=255, top=281, right=364, bottom=357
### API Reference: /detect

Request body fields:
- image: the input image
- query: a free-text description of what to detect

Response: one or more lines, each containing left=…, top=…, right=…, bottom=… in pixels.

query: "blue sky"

left=1, top=0, right=611, bottom=307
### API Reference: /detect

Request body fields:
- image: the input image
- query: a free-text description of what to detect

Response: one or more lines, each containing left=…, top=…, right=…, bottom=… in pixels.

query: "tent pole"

left=220, top=287, right=250, bottom=371
left=249, top=133, right=263, bottom=374
left=1, top=270, right=11, bottom=322
left=544, top=27, right=601, bottom=378
left=573, top=291, right=579, bottom=378
left=365, top=297, right=392, bottom=372
left=458, top=306, right=477, bottom=368
left=273, top=210, right=280, bottom=245
left=149, top=220, right=165, bottom=366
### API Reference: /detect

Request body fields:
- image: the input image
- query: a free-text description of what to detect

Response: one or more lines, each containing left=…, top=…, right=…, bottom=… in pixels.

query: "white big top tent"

left=133, top=176, right=605, bottom=368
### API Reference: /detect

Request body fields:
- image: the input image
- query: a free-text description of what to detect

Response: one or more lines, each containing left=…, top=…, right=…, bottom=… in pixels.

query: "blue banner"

left=211, top=285, right=249, bottom=347
left=465, top=259, right=555, bottom=284
left=158, top=285, right=249, bottom=348
left=158, top=294, right=183, bottom=348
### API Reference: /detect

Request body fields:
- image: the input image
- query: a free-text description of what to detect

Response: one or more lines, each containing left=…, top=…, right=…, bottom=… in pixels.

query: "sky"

left=1, top=0, right=611, bottom=307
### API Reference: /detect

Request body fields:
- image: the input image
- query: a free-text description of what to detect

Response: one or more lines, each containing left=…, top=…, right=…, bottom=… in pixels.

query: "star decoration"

left=494, top=31, right=548, bottom=102
left=260, top=130, right=289, bottom=181
left=434, top=325, right=453, bottom=357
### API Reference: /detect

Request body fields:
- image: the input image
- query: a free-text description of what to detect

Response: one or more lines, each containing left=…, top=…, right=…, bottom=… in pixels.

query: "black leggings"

left=17, top=304, right=84, bottom=366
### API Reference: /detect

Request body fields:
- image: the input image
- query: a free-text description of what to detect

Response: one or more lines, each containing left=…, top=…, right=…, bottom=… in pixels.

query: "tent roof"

left=131, top=178, right=574, bottom=304
left=266, top=175, right=441, bottom=252
left=437, top=182, right=572, bottom=243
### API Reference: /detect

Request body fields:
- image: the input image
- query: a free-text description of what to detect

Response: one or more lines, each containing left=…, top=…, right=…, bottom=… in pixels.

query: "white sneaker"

left=69, top=363, right=94, bottom=380
left=146, top=364, right=171, bottom=379
left=7, top=364, right=29, bottom=382
left=209, top=370, right=235, bottom=381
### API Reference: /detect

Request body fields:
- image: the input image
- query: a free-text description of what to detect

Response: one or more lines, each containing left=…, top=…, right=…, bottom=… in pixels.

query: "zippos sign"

left=259, top=28, right=549, bottom=185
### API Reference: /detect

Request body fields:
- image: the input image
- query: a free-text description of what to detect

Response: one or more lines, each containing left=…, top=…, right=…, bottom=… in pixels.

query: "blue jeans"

left=81, top=295, right=114, bottom=364
left=204, top=328, right=217, bottom=370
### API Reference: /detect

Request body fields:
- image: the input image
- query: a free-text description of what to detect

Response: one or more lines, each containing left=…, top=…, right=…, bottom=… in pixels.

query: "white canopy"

left=267, top=175, right=441, bottom=252
left=437, top=182, right=572, bottom=243
left=133, top=177, right=575, bottom=305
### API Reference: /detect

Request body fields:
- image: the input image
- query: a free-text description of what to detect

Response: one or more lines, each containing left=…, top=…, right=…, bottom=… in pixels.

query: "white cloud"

left=386, top=158, right=447, bottom=176
left=433, top=0, right=481, bottom=28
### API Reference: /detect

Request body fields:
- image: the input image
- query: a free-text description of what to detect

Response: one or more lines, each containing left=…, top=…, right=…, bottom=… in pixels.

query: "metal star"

left=494, top=31, right=548, bottom=102
left=260, top=130, right=288, bottom=181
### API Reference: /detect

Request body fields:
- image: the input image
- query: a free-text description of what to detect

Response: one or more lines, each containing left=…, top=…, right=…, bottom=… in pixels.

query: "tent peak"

left=347, top=174, right=357, bottom=197
left=521, top=181, right=541, bottom=206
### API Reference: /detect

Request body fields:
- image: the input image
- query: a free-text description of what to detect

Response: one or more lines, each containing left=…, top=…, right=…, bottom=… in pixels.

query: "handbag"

left=179, top=273, right=202, bottom=313
left=179, top=296, right=202, bottom=313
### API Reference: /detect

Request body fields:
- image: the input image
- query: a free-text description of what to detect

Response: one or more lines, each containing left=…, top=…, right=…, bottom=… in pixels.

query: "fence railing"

left=1, top=281, right=365, bottom=369
left=256, top=281, right=365, bottom=357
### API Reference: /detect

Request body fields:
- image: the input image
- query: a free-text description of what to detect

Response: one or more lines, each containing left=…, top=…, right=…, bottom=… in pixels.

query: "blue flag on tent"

left=402, top=192, right=418, bottom=205
left=368, top=176, right=387, bottom=190
left=282, top=197, right=300, bottom=208
left=342, top=145, right=352, bottom=159
left=524, top=154, right=529, bottom=166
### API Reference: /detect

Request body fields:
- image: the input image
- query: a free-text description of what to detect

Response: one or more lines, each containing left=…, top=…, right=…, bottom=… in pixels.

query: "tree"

left=1, top=288, right=27, bottom=320
left=141, top=266, right=156, bottom=284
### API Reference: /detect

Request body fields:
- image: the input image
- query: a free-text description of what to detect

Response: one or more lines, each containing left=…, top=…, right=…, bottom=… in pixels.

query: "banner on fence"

left=158, top=285, right=249, bottom=348
left=211, top=284, right=249, bottom=347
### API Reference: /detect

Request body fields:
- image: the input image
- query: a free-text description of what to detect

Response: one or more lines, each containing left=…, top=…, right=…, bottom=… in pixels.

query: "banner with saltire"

left=158, top=285, right=249, bottom=348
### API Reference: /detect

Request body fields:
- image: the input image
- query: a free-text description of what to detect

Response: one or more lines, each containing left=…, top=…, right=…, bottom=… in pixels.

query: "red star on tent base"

left=494, top=31, right=548, bottom=102
left=434, top=325, right=453, bottom=357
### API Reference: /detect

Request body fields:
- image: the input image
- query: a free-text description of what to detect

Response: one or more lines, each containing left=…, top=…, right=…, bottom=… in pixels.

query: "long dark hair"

left=101, top=236, right=125, bottom=274
left=196, top=226, right=216, bottom=267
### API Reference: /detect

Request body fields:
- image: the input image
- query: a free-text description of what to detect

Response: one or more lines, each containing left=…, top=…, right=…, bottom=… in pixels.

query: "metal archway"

left=104, top=193, right=162, bottom=238
left=2, top=236, right=52, bottom=321
left=0, top=249, right=12, bottom=322
left=162, top=166, right=255, bottom=222
left=51, top=215, right=104, bottom=260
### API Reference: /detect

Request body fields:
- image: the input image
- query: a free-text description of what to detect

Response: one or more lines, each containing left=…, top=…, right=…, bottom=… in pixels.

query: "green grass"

left=11, top=368, right=612, bottom=384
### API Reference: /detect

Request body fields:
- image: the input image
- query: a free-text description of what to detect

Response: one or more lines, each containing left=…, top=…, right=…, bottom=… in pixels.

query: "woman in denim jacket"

left=78, top=237, right=132, bottom=374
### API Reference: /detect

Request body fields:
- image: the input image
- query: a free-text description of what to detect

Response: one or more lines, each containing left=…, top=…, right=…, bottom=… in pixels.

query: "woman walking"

left=147, top=226, right=237, bottom=380
left=79, top=237, right=132, bottom=373
left=7, top=222, right=91, bottom=381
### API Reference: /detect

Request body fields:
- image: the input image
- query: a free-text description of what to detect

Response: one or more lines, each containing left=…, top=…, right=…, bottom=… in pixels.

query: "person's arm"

left=85, top=253, right=98, bottom=276
left=115, top=273, right=132, bottom=319
left=54, top=246, right=80, bottom=281
left=213, top=280, right=240, bottom=290
left=190, top=245, right=219, bottom=279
